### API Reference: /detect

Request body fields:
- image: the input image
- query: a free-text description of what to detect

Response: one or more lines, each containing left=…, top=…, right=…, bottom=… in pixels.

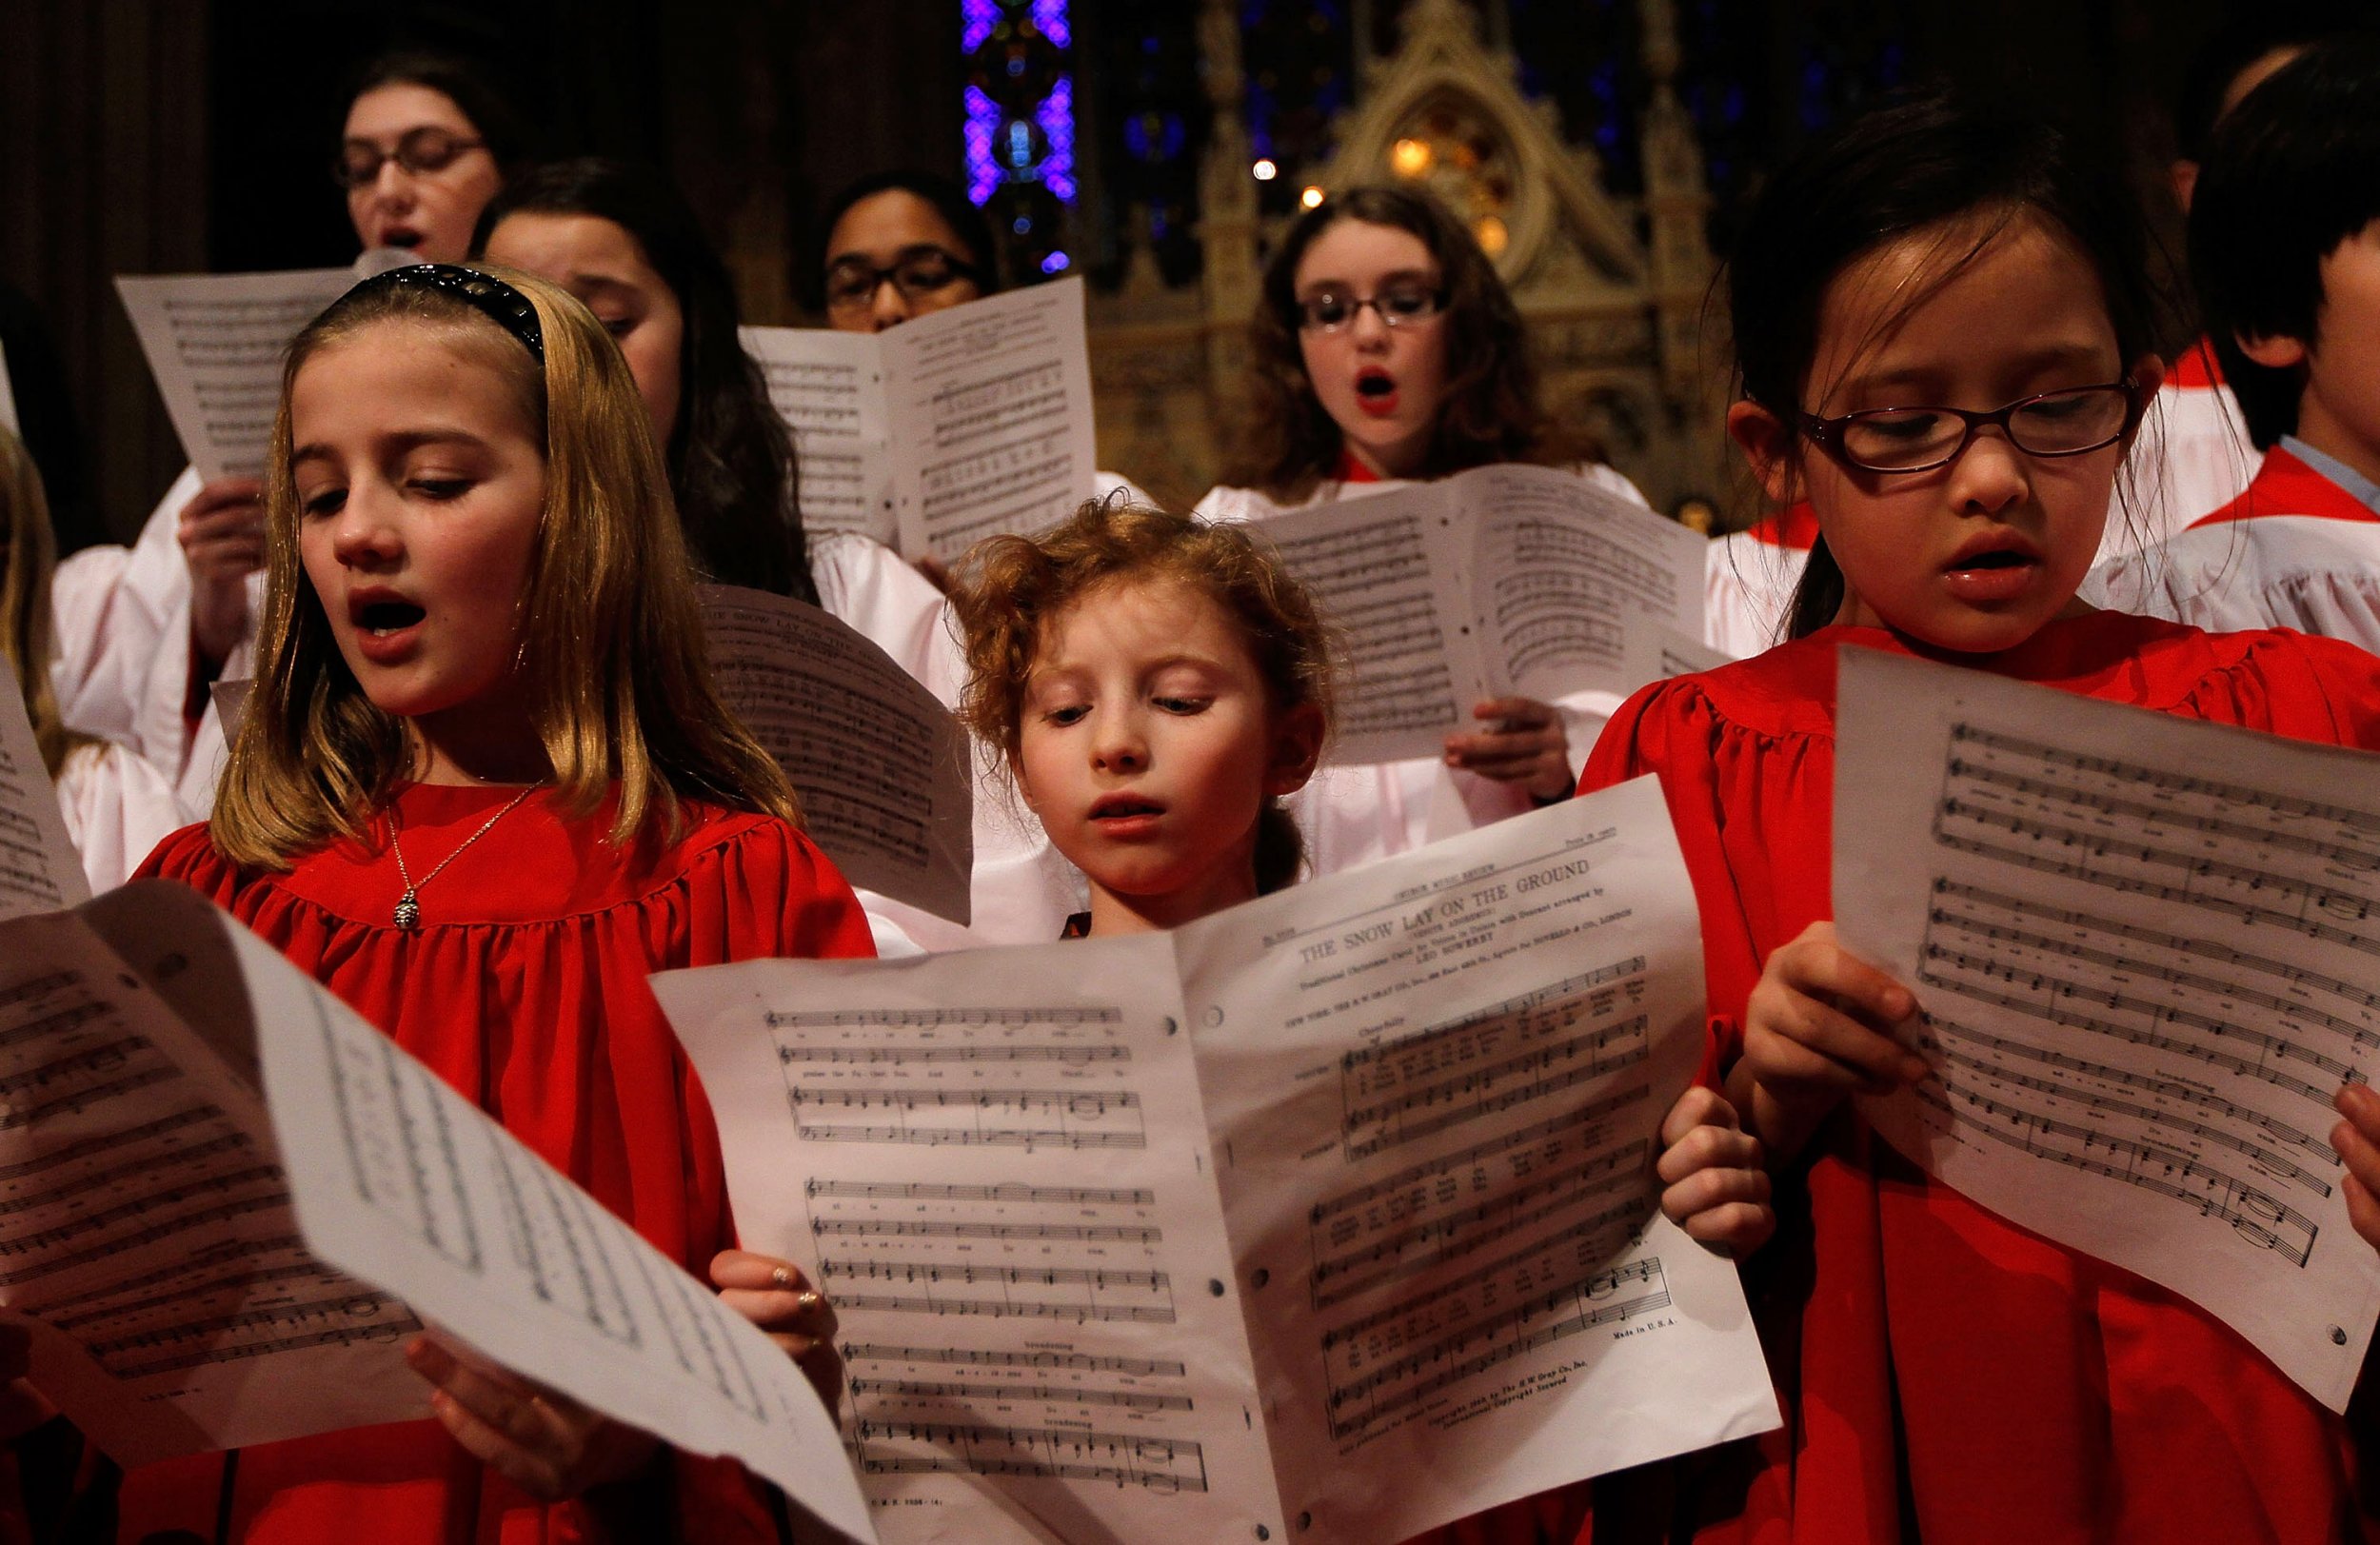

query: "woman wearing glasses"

left=817, top=171, right=997, bottom=332
left=50, top=50, right=527, bottom=820
left=1198, top=186, right=1649, bottom=878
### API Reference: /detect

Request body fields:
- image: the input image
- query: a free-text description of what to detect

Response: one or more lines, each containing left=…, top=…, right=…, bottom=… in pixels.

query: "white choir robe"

left=56, top=737, right=191, bottom=893
left=2088, top=439, right=2380, bottom=652
left=1196, top=463, right=1650, bottom=876
left=1704, top=504, right=1816, bottom=659
left=2130, top=339, right=2261, bottom=549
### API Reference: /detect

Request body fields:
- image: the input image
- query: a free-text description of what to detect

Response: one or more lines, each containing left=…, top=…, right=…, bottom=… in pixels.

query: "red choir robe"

left=115, top=782, right=874, bottom=1544
left=1572, top=611, right=2380, bottom=1544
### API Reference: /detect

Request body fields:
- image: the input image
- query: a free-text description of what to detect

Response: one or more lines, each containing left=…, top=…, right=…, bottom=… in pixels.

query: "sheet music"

left=204, top=892, right=873, bottom=1541
left=1463, top=465, right=1707, bottom=702
left=701, top=585, right=972, bottom=924
left=1261, top=484, right=1490, bottom=764
left=881, top=279, right=1099, bottom=564
left=1834, top=647, right=2380, bottom=1412
left=741, top=325, right=898, bottom=545
left=0, top=678, right=90, bottom=921
left=0, top=888, right=417, bottom=1466
left=0, top=337, right=19, bottom=436
left=1175, top=778, right=1775, bottom=1541
left=115, top=268, right=354, bottom=482
left=655, top=941, right=1285, bottom=1544
left=1656, top=628, right=1734, bottom=680
left=657, top=779, right=1776, bottom=1544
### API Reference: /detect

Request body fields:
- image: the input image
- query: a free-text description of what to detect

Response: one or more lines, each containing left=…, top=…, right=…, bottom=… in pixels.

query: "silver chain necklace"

left=387, top=786, right=541, bottom=930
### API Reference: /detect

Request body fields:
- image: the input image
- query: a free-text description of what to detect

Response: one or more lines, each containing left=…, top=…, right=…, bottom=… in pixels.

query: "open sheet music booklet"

left=1258, top=463, right=1711, bottom=764
left=654, top=777, right=1779, bottom=1545
left=700, top=585, right=973, bottom=924
left=0, top=885, right=873, bottom=1540
left=741, top=278, right=1099, bottom=561
left=1835, top=648, right=2380, bottom=1413
left=0, top=720, right=873, bottom=1541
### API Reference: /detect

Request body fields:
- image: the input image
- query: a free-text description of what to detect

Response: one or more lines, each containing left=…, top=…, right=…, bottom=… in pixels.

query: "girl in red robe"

left=121, top=263, right=869, bottom=1542
left=1583, top=95, right=2380, bottom=1544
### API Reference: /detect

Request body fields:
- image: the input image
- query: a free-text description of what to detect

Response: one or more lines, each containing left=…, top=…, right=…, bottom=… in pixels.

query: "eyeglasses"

left=334, top=128, right=488, bottom=189
left=1296, top=282, right=1447, bottom=334
left=1793, top=380, right=2141, bottom=474
left=823, top=248, right=982, bottom=314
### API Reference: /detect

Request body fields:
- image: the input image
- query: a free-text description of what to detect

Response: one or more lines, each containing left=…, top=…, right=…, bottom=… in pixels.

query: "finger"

left=426, top=1385, right=564, bottom=1501
left=1679, top=1199, right=1776, bottom=1255
left=407, top=1337, right=573, bottom=1454
left=2331, top=1112, right=2380, bottom=1206
left=182, top=478, right=265, bottom=520
left=1661, top=1159, right=1771, bottom=1218
left=721, top=1287, right=839, bottom=1343
left=711, top=1249, right=812, bottom=1293
left=2337, top=1080, right=2380, bottom=1141
left=1656, top=1123, right=1763, bottom=1187
left=1775, top=935, right=1917, bottom=1027
left=1659, top=1085, right=1737, bottom=1147
left=1471, top=697, right=1556, bottom=727
left=1763, top=991, right=1926, bottom=1090
left=1443, top=728, right=1560, bottom=760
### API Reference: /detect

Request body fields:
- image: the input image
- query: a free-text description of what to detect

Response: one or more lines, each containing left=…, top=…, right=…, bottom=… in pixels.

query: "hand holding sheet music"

left=657, top=779, right=1776, bottom=1545
left=1833, top=647, right=2380, bottom=1412
left=0, top=884, right=875, bottom=1541
left=1259, top=464, right=1708, bottom=763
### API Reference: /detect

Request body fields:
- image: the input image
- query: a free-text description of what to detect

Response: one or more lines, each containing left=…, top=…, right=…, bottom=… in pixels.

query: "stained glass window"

left=962, top=0, right=1078, bottom=282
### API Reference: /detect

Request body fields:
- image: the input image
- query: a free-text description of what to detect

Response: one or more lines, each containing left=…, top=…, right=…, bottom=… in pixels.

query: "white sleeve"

left=1704, top=530, right=1809, bottom=658
left=50, top=467, right=199, bottom=750
left=2116, top=384, right=2262, bottom=554
left=1193, top=484, right=1276, bottom=525
left=2092, top=519, right=2380, bottom=655
left=55, top=740, right=195, bottom=893
left=807, top=532, right=963, bottom=708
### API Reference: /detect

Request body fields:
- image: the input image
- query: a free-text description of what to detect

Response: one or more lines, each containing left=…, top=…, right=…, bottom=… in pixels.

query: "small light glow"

left=1299, top=185, right=1326, bottom=209
left=1475, top=215, right=1508, bottom=256
left=1390, top=137, right=1434, bottom=178
left=1041, top=250, right=1071, bottom=274
left=1252, top=158, right=1279, bottom=181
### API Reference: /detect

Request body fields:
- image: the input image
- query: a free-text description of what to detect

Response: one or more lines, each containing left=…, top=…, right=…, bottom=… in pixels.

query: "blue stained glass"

left=1041, top=250, right=1071, bottom=274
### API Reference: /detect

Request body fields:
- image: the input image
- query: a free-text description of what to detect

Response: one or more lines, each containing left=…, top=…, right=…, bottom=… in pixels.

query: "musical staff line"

left=843, top=1343, right=1185, bottom=1377
left=778, top=1042, right=1129, bottom=1066
left=1915, top=1078, right=2317, bottom=1266
left=854, top=1418, right=1207, bottom=1494
left=813, top=1218, right=1162, bottom=1244
left=1311, top=1143, right=1646, bottom=1312
left=804, top=1178, right=1155, bottom=1206
left=766, top=1004, right=1121, bottom=1030
left=1343, top=1018, right=1648, bottom=1160
left=1312, top=1083, right=1646, bottom=1224
left=847, top=1376, right=1194, bottom=1413
left=1325, top=1256, right=1668, bottom=1439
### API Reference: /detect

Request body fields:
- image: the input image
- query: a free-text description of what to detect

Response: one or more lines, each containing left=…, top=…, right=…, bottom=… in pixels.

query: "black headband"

left=347, top=262, right=545, bottom=362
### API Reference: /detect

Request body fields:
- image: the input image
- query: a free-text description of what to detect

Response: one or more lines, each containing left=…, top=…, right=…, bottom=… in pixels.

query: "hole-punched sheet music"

left=1257, top=464, right=1709, bottom=765
left=700, top=585, right=973, bottom=924
left=115, top=268, right=358, bottom=482
left=655, top=778, right=1778, bottom=1544
left=0, top=881, right=876, bottom=1542
left=742, top=278, right=1098, bottom=563
left=1833, top=647, right=2380, bottom=1412
left=0, top=674, right=89, bottom=921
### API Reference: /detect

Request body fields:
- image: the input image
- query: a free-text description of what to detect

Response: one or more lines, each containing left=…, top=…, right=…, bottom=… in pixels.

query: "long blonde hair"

left=210, top=265, right=798, bottom=869
left=0, top=428, right=89, bottom=779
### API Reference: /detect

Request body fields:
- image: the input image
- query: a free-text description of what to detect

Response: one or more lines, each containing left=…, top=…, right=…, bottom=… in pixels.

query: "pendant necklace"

left=387, top=786, right=541, bottom=931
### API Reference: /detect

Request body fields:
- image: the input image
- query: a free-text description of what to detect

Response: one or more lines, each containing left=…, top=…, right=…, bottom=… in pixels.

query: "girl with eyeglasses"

left=1575, top=95, right=2380, bottom=1544
left=817, top=170, right=998, bottom=333
left=1199, top=186, right=1648, bottom=880
left=50, top=50, right=529, bottom=822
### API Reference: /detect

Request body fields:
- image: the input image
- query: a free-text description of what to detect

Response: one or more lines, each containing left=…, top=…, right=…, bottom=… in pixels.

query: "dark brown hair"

left=1220, top=185, right=1589, bottom=502
left=952, top=499, right=1334, bottom=896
